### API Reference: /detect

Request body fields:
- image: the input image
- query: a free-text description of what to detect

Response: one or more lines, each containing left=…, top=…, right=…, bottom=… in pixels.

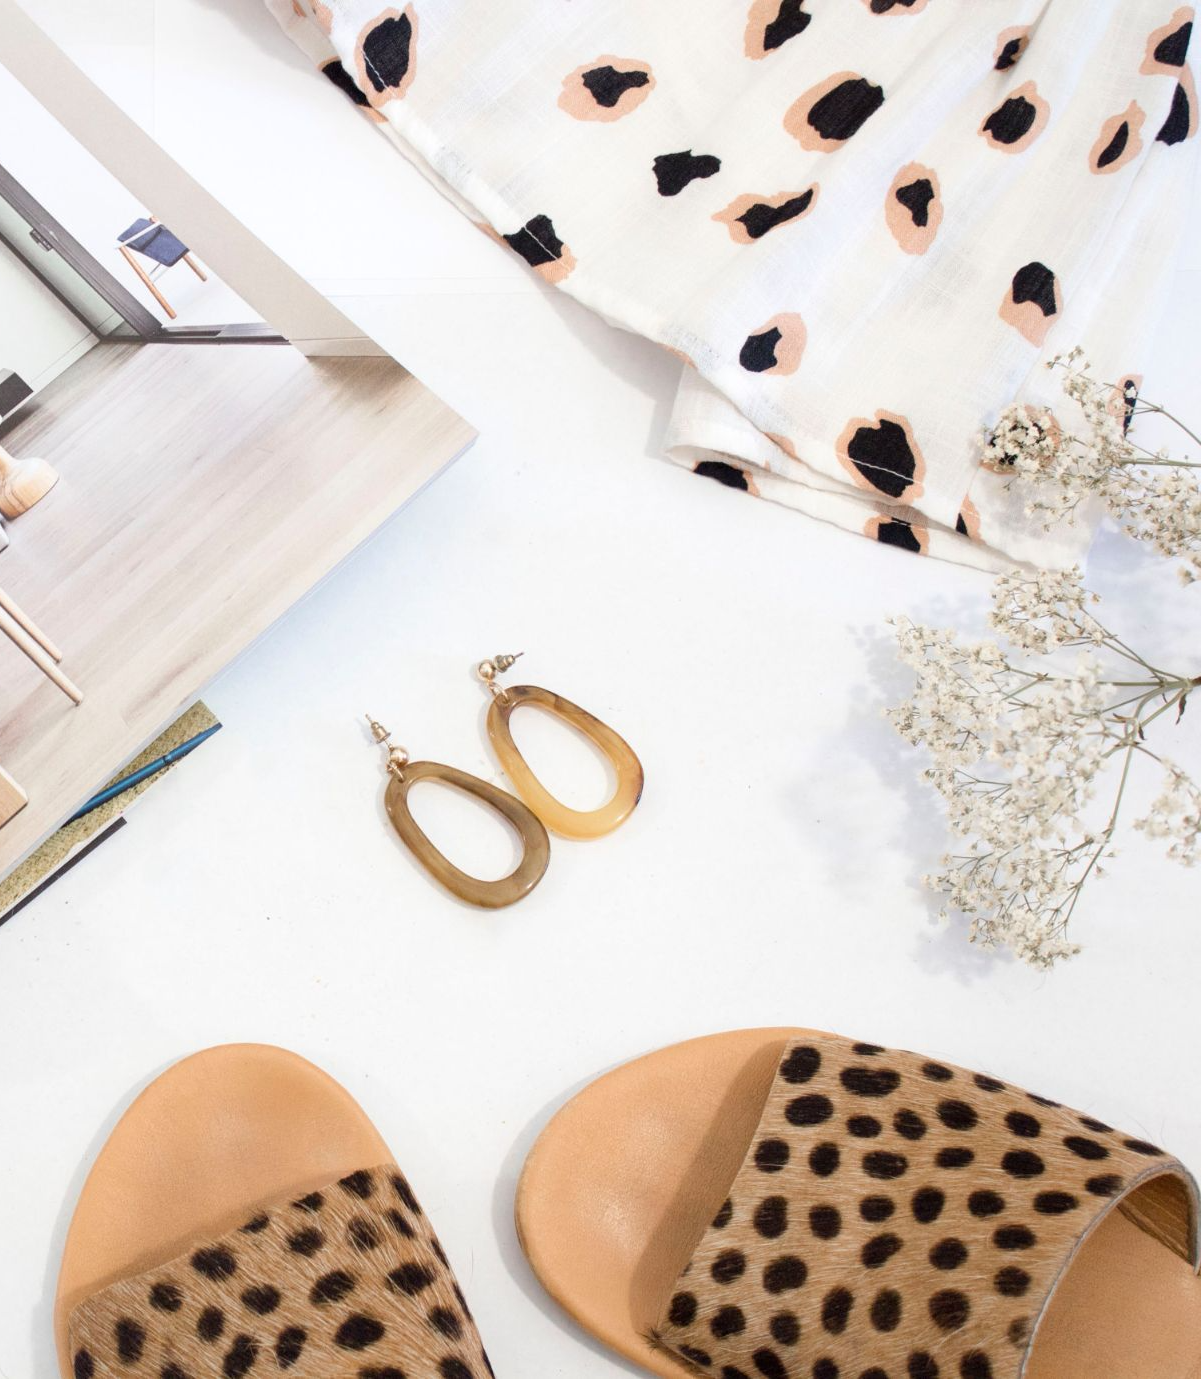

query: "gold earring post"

left=365, top=714, right=409, bottom=778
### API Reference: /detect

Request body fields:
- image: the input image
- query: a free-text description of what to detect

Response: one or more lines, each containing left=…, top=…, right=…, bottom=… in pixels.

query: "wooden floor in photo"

left=0, top=341, right=475, bottom=872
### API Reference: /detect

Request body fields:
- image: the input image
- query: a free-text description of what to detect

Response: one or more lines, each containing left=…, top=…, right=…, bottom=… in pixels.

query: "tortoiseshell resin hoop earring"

left=366, top=716, right=549, bottom=908
left=476, top=653, right=644, bottom=840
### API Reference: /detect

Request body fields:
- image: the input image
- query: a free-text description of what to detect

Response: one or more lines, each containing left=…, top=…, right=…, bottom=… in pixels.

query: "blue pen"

left=69, top=723, right=222, bottom=823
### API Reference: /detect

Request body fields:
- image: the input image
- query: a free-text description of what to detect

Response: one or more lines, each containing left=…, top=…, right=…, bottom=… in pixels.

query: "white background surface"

left=1, top=4, right=1199, bottom=1377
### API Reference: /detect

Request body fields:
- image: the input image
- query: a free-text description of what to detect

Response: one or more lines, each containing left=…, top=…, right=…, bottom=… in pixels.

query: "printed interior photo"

left=0, top=3, right=1198, bottom=1379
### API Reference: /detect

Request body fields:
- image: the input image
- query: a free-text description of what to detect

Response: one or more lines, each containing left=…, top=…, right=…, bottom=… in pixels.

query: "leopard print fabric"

left=68, top=1165, right=492, bottom=1379
left=654, top=1036, right=1199, bottom=1379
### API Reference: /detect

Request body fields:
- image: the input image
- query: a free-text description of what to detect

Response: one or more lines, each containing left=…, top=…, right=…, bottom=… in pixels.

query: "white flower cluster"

left=982, top=349, right=1201, bottom=584
left=889, top=568, right=1199, bottom=968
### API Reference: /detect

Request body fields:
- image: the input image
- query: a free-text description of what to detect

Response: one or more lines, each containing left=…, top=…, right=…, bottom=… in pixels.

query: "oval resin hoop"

left=486, top=684, right=644, bottom=839
left=384, top=760, right=550, bottom=908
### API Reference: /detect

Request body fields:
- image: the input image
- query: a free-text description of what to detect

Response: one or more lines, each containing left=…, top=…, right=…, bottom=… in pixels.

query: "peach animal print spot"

left=885, top=164, right=942, bottom=253
left=999, top=262, right=1062, bottom=345
left=739, top=314, right=807, bottom=375
left=714, top=188, right=819, bottom=243
left=837, top=411, right=925, bottom=502
left=1089, top=102, right=1146, bottom=173
left=784, top=72, right=885, bottom=152
left=955, top=497, right=981, bottom=541
left=354, top=6, right=418, bottom=109
left=744, top=0, right=812, bottom=59
left=559, top=57, right=655, bottom=122
left=979, top=80, right=1049, bottom=153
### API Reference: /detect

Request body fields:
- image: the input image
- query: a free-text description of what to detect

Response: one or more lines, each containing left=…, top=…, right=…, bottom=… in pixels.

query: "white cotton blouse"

left=268, top=0, right=1197, bottom=570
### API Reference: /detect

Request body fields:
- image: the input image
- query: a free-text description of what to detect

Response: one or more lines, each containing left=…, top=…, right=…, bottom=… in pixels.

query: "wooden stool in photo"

left=0, top=586, right=82, bottom=704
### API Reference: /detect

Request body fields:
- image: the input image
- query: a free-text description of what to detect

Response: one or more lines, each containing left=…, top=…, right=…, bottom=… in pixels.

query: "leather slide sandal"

left=56, top=1044, right=493, bottom=1379
left=516, top=1028, right=1201, bottom=1379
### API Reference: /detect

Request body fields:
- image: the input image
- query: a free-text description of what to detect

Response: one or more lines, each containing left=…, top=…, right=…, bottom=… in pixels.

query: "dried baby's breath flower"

left=889, top=568, right=1199, bottom=968
left=982, top=347, right=1201, bottom=583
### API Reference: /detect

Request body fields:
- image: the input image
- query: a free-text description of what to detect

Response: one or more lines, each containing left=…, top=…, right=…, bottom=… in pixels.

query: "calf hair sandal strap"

left=652, top=1036, right=1199, bottom=1379
left=67, top=1164, right=493, bottom=1379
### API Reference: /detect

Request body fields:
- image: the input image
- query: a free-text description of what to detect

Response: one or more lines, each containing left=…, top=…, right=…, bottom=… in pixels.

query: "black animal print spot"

left=862, top=1196, right=895, bottom=1222
left=895, top=1110, right=927, bottom=1141
left=753, top=1350, right=787, bottom=1379
left=862, top=1233, right=902, bottom=1268
left=287, top=1228, right=325, bottom=1256
left=322, top=59, right=369, bottom=108
left=968, top=1191, right=1005, bottom=1218
left=1086, top=1174, right=1123, bottom=1197
left=1080, top=1117, right=1112, bottom=1134
left=713, top=1249, right=748, bottom=1284
left=770, top=1312, right=801, bottom=1345
left=922, top=1063, right=954, bottom=1082
left=388, top=1263, right=435, bottom=1296
left=275, top=1328, right=307, bottom=1369
left=197, top=1308, right=225, bottom=1343
left=995, top=1266, right=1031, bottom=1297
left=886, top=163, right=943, bottom=253
left=822, top=1287, right=854, bottom=1333
left=560, top=57, right=655, bottom=121
left=838, top=413, right=924, bottom=500
left=223, top=1335, right=258, bottom=1379
left=864, top=1151, right=908, bottom=1179
left=787, top=74, right=885, bottom=150
left=872, top=518, right=924, bottom=554
left=908, top=1354, right=940, bottom=1379
left=1099, top=121, right=1129, bottom=167
left=1028, top=1093, right=1061, bottom=1109
left=240, top=1214, right=270, bottom=1234
left=717, top=188, right=818, bottom=241
left=994, top=1225, right=1036, bottom=1250
left=936, top=1148, right=974, bottom=1169
left=293, top=1192, right=324, bottom=1213
left=930, top=1239, right=968, bottom=1270
left=813, top=1359, right=839, bottom=1379
left=961, top=1353, right=993, bottom=1379
left=1064, top=1136, right=1109, bottom=1161
left=391, top=1173, right=423, bottom=1215
left=782, top=1046, right=822, bottom=1083
left=192, top=1247, right=237, bottom=1281
left=841, top=1066, right=901, bottom=1098
left=335, top=1316, right=386, bottom=1350
left=854, top=1043, right=886, bottom=1056
left=929, top=1290, right=970, bottom=1331
left=755, top=1197, right=789, bottom=1238
left=116, top=1320, right=146, bottom=1364
left=669, top=1293, right=698, bottom=1327
left=149, top=1283, right=183, bottom=1312
left=764, top=1256, right=808, bottom=1292
left=912, top=1187, right=945, bottom=1224
left=1002, top=1150, right=1045, bottom=1178
left=738, top=315, right=807, bottom=376
left=982, top=95, right=1036, bottom=144
left=975, top=1075, right=1006, bottom=1093
left=849, top=1116, right=883, bottom=1138
left=339, top=1170, right=375, bottom=1199
left=161, top=1365, right=190, bottom=1379
left=503, top=216, right=568, bottom=271
left=870, top=1289, right=902, bottom=1332
left=810, top=1143, right=841, bottom=1176
left=788, top=1094, right=835, bottom=1125
left=755, top=1136, right=791, bottom=1170
left=73, top=1353, right=94, bottom=1379
left=1006, top=1112, right=1041, bottom=1138
left=994, top=31, right=1028, bottom=70
left=585, top=66, right=649, bottom=107
left=745, top=0, right=812, bottom=58
left=312, top=1270, right=357, bottom=1305
left=359, top=10, right=415, bottom=100
left=241, top=1284, right=281, bottom=1314
left=1125, top=1139, right=1165, bottom=1156
left=1001, top=262, right=1061, bottom=344
left=937, top=1100, right=978, bottom=1131
left=811, top=1204, right=842, bottom=1237
left=1158, top=20, right=1194, bottom=65
left=712, top=1305, right=747, bottom=1338
left=654, top=151, right=721, bottom=196
left=349, top=1217, right=382, bottom=1251
left=714, top=1200, right=734, bottom=1228
left=440, top=1361, right=475, bottom=1379
left=896, top=179, right=932, bottom=225
left=1034, top=1191, right=1079, bottom=1214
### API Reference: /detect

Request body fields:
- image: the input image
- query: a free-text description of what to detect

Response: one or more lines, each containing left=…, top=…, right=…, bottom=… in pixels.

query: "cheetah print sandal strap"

left=67, top=1163, right=491, bottom=1379
left=652, top=1035, right=1200, bottom=1379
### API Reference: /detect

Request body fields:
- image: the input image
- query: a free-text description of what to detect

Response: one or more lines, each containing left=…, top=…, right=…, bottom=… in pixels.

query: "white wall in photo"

left=0, top=236, right=95, bottom=394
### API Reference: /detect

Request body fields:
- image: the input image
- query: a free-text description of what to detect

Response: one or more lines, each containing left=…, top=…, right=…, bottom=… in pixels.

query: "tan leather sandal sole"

left=516, top=1028, right=1201, bottom=1379
left=56, top=1044, right=492, bottom=1379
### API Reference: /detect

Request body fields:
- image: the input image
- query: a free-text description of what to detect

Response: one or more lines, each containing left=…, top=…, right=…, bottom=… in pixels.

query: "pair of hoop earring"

left=366, top=653, right=643, bottom=909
